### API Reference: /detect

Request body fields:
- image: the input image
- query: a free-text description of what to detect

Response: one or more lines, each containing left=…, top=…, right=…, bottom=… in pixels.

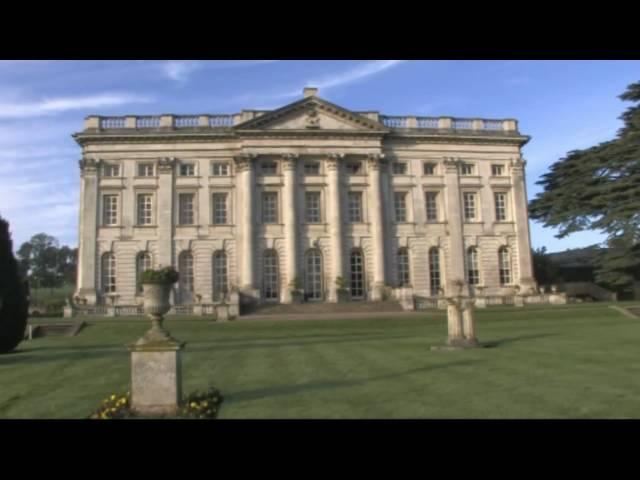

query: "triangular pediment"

left=234, top=96, right=388, bottom=132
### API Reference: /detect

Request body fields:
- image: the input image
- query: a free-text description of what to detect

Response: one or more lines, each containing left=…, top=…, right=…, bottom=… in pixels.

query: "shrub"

left=90, top=386, right=223, bottom=419
left=0, top=216, right=28, bottom=354
left=140, top=266, right=179, bottom=285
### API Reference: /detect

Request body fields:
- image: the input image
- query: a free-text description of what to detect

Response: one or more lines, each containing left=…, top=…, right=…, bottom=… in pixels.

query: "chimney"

left=303, top=87, right=318, bottom=98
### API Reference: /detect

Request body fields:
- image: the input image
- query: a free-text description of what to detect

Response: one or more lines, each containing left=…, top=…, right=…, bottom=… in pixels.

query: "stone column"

left=461, top=298, right=478, bottom=345
left=282, top=154, right=298, bottom=303
left=234, top=154, right=256, bottom=295
left=368, top=154, right=387, bottom=300
left=511, top=157, right=536, bottom=294
left=446, top=297, right=464, bottom=345
left=76, top=158, right=100, bottom=305
left=157, top=158, right=175, bottom=269
left=443, top=158, right=468, bottom=296
left=327, top=153, right=344, bottom=302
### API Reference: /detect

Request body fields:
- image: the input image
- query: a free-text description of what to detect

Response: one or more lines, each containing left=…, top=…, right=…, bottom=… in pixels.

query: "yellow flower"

left=190, top=402, right=197, bottom=408
left=111, top=394, right=116, bottom=400
left=203, top=402, right=208, bottom=407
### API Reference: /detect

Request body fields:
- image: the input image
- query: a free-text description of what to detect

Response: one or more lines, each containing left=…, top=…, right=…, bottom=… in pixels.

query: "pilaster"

left=234, top=154, right=256, bottom=294
left=282, top=154, right=298, bottom=303
left=510, top=157, right=536, bottom=293
left=327, top=153, right=344, bottom=302
left=157, top=158, right=175, bottom=270
left=76, top=157, right=100, bottom=304
left=367, top=153, right=386, bottom=300
left=443, top=157, right=468, bottom=296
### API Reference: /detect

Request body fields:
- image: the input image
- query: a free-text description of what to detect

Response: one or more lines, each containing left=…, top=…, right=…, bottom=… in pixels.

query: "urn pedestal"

left=128, top=282, right=185, bottom=416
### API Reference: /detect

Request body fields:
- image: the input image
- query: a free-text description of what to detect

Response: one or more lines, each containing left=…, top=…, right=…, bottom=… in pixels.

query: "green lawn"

left=2, top=303, right=640, bottom=419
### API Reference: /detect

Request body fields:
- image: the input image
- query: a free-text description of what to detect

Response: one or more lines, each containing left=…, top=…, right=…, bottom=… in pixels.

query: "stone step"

left=25, top=321, right=87, bottom=339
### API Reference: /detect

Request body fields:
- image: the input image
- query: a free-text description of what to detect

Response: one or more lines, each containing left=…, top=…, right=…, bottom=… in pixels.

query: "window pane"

left=102, top=253, right=116, bottom=294
left=179, top=194, right=195, bottom=225
left=103, top=195, right=118, bottom=226
left=136, top=252, right=152, bottom=293
left=137, top=194, right=153, bottom=225
left=492, top=164, right=504, bottom=176
left=463, top=193, right=476, bottom=221
left=397, top=249, right=410, bottom=287
left=261, top=162, right=277, bottom=175
left=212, top=193, right=227, bottom=224
left=495, top=192, right=507, bottom=221
left=213, top=252, right=228, bottom=301
left=262, top=192, right=278, bottom=223
left=348, top=192, right=362, bottom=223
left=304, top=162, right=320, bottom=175
left=350, top=250, right=365, bottom=298
left=425, top=192, right=438, bottom=222
left=392, top=162, right=407, bottom=174
left=212, top=163, right=229, bottom=176
left=346, top=162, right=362, bottom=174
left=394, top=192, right=407, bottom=222
left=138, top=163, right=154, bottom=176
left=424, top=163, right=436, bottom=175
left=263, top=250, right=279, bottom=300
left=305, top=192, right=321, bottom=223
left=429, top=248, right=440, bottom=296
left=180, top=163, right=195, bottom=176
left=467, top=248, right=479, bottom=285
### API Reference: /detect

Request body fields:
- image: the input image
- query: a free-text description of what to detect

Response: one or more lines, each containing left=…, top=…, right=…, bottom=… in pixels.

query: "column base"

left=371, top=283, right=386, bottom=301
left=431, top=338, right=485, bottom=351
left=75, top=288, right=97, bottom=306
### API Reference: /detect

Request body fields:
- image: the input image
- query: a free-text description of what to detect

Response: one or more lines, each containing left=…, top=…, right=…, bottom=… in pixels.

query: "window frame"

left=262, top=191, right=279, bottom=224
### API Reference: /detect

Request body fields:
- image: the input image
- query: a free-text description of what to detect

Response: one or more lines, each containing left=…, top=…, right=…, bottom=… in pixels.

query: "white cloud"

left=162, top=61, right=202, bottom=83
left=0, top=92, right=154, bottom=119
left=305, top=60, right=404, bottom=91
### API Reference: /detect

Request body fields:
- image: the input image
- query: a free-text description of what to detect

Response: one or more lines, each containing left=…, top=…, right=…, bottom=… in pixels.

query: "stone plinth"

left=431, top=296, right=483, bottom=351
left=128, top=339, right=185, bottom=416
left=216, top=304, right=230, bottom=322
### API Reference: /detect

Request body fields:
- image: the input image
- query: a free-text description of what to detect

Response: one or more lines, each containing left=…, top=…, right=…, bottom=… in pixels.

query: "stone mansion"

left=73, top=87, right=536, bottom=309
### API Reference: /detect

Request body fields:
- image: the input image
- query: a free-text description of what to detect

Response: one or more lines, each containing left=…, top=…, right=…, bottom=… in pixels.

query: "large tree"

left=17, top=233, right=77, bottom=289
left=529, top=81, right=640, bottom=288
left=0, top=215, right=28, bottom=353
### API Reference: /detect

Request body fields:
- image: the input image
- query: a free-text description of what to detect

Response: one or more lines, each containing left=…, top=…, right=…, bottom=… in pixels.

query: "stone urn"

left=136, top=266, right=180, bottom=345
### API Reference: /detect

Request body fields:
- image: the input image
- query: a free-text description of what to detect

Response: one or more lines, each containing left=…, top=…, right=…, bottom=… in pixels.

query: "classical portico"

left=73, top=87, right=536, bottom=310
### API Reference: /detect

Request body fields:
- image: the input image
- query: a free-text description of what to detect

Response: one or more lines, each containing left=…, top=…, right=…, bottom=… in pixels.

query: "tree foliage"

left=0, top=215, right=28, bottom=354
left=529, top=81, right=640, bottom=287
left=16, top=233, right=77, bottom=289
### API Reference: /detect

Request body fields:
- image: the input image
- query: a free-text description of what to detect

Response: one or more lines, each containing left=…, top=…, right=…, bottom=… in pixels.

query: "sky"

left=0, top=60, right=638, bottom=252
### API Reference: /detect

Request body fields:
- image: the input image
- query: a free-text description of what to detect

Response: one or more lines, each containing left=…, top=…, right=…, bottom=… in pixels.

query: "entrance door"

left=350, top=249, right=365, bottom=299
left=305, top=249, right=323, bottom=301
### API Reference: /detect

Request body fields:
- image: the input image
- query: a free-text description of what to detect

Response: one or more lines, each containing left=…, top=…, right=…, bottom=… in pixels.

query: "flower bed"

left=90, top=386, right=223, bottom=419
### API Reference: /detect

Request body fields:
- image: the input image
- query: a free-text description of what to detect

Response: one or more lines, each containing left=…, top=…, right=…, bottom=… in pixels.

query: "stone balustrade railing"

left=87, top=114, right=518, bottom=132
left=379, top=116, right=518, bottom=132
left=88, top=114, right=236, bottom=130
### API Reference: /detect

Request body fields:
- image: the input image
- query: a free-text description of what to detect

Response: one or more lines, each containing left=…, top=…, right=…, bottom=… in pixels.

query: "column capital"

left=443, top=157, right=460, bottom=173
left=366, top=153, right=386, bottom=170
left=233, top=154, right=256, bottom=172
left=79, top=157, right=101, bottom=175
left=158, top=157, right=177, bottom=173
left=510, top=156, right=526, bottom=175
left=326, top=153, right=344, bottom=171
left=282, top=153, right=299, bottom=170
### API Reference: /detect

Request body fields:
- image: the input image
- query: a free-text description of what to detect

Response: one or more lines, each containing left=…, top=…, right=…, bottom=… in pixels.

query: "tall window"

left=178, top=251, right=194, bottom=303
left=346, top=162, right=362, bottom=174
left=261, top=162, right=277, bottom=175
left=138, top=163, right=154, bottom=177
left=392, top=162, right=407, bottom=175
left=305, top=249, right=323, bottom=301
left=262, top=192, right=278, bottom=224
left=394, top=192, right=407, bottom=222
left=211, top=162, right=229, bottom=176
left=467, top=247, right=480, bottom=286
left=348, top=192, right=362, bottom=223
left=499, top=247, right=512, bottom=285
left=263, top=249, right=279, bottom=301
left=212, top=193, right=228, bottom=225
left=305, top=192, right=321, bottom=223
left=460, top=163, right=474, bottom=176
left=397, top=248, right=410, bottom=287
left=304, top=162, right=320, bottom=175
left=101, top=253, right=116, bottom=294
left=137, top=194, right=153, bottom=225
left=212, top=251, right=228, bottom=301
left=425, top=192, right=439, bottom=222
left=350, top=249, right=365, bottom=299
left=423, top=162, right=436, bottom=175
left=495, top=192, right=507, bottom=221
left=463, top=192, right=477, bottom=221
left=178, top=193, right=195, bottom=225
left=179, top=163, right=195, bottom=176
left=103, top=164, right=120, bottom=177
left=429, top=248, right=441, bottom=297
left=136, top=252, right=152, bottom=293
left=102, top=195, right=118, bottom=226
left=491, top=164, right=505, bottom=176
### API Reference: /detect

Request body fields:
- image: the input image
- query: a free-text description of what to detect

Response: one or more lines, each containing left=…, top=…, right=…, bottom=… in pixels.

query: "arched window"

left=212, top=250, right=228, bottom=301
left=498, top=247, right=511, bottom=285
left=350, top=249, right=365, bottom=299
left=263, top=249, right=279, bottom=301
left=101, top=253, right=116, bottom=294
left=178, top=251, right=194, bottom=303
left=397, top=248, right=410, bottom=287
left=429, top=248, right=440, bottom=296
left=467, top=247, right=480, bottom=286
left=136, top=251, right=152, bottom=293
left=305, top=249, right=323, bottom=301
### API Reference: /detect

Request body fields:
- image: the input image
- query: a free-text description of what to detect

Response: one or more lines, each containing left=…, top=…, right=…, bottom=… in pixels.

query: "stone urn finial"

left=137, top=266, right=180, bottom=345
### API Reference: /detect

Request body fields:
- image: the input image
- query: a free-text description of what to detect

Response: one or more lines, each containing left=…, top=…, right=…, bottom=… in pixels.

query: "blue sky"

left=0, top=60, right=638, bottom=251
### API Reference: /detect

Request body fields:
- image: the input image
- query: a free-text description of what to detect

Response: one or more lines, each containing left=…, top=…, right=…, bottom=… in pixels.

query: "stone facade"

left=73, top=88, right=536, bottom=307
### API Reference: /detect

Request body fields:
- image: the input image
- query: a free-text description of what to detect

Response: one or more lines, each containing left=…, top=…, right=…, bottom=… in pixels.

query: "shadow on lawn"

left=224, top=360, right=480, bottom=405
left=482, top=333, right=557, bottom=348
